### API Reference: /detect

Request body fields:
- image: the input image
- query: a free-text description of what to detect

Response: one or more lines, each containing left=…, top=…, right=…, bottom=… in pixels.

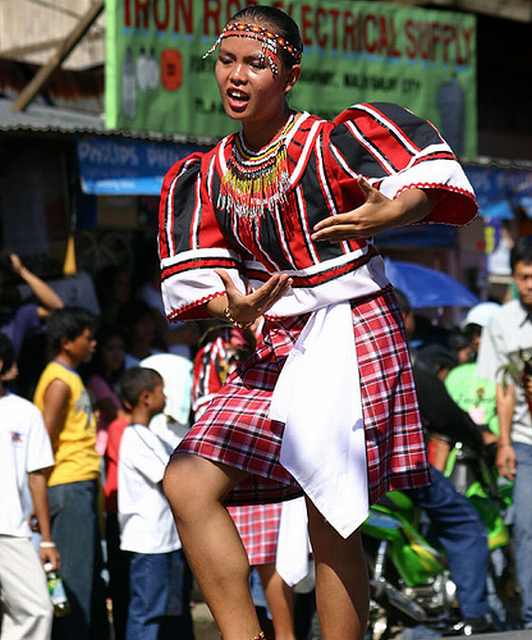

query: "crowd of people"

left=0, top=236, right=530, bottom=640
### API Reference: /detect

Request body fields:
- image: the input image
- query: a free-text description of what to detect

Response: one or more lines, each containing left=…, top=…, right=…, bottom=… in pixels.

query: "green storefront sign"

left=105, top=0, right=477, bottom=157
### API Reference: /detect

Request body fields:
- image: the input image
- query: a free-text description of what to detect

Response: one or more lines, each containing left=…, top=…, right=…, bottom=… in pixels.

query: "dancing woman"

left=159, top=7, right=478, bottom=639
left=192, top=324, right=307, bottom=640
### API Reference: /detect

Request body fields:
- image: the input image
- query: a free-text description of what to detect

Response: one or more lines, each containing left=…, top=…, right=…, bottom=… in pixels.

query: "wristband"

left=39, top=541, right=56, bottom=549
left=223, top=306, right=253, bottom=330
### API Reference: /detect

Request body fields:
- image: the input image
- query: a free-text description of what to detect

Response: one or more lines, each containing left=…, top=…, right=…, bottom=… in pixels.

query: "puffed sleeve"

left=327, top=102, right=477, bottom=225
left=158, top=152, right=245, bottom=321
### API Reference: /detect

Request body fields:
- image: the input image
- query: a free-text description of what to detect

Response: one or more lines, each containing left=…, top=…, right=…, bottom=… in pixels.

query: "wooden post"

left=11, top=0, right=104, bottom=112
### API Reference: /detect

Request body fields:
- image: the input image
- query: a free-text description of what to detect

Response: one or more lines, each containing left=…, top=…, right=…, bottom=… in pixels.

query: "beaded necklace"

left=218, top=113, right=296, bottom=221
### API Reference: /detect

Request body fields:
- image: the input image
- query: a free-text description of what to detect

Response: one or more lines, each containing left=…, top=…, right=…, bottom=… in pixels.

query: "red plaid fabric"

left=228, top=504, right=282, bottom=566
left=175, top=287, right=430, bottom=505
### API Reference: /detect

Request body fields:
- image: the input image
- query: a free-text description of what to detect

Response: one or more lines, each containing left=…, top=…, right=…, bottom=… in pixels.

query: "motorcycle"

left=363, top=490, right=457, bottom=639
left=363, top=438, right=517, bottom=639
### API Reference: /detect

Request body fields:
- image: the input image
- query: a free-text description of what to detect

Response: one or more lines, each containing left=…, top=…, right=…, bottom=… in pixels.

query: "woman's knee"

left=163, top=454, right=203, bottom=508
left=162, top=454, right=242, bottom=520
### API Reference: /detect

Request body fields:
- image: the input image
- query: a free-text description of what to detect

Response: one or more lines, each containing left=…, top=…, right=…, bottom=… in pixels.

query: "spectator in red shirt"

left=104, top=411, right=130, bottom=640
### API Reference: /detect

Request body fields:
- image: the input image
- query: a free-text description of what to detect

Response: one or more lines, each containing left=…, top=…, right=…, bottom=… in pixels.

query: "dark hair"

left=47, top=307, right=96, bottom=356
left=463, top=323, right=482, bottom=342
left=118, top=366, right=162, bottom=408
left=229, top=5, right=303, bottom=67
left=87, top=324, right=126, bottom=382
left=447, top=329, right=471, bottom=353
left=394, top=289, right=412, bottom=315
left=510, top=236, right=532, bottom=272
left=416, top=344, right=458, bottom=376
left=0, top=332, right=15, bottom=376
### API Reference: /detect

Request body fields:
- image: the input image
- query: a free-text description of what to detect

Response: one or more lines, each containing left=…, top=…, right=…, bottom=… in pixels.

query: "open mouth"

left=226, top=88, right=250, bottom=110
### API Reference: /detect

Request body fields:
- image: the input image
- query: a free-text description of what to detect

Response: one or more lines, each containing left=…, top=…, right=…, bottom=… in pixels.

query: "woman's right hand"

left=215, top=270, right=292, bottom=325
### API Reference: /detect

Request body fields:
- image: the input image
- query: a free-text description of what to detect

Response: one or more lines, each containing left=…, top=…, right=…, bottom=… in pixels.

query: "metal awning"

left=0, top=98, right=216, bottom=145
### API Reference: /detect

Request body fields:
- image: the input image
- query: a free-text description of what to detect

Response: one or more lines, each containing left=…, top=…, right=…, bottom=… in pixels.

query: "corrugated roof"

left=0, top=98, right=217, bottom=145
left=2, top=98, right=532, bottom=170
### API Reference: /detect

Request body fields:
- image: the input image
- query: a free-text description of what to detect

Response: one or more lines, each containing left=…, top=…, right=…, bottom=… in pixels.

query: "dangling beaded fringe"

left=218, top=145, right=290, bottom=220
left=217, top=117, right=295, bottom=221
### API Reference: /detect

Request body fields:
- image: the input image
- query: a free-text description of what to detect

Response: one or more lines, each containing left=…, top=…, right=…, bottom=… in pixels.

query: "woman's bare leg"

left=306, top=498, right=369, bottom=640
left=256, top=563, right=296, bottom=640
left=163, top=455, right=261, bottom=640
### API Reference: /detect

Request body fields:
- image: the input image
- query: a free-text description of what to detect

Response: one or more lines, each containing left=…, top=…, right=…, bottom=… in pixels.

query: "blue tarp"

left=77, top=137, right=207, bottom=195
left=384, top=259, right=479, bottom=308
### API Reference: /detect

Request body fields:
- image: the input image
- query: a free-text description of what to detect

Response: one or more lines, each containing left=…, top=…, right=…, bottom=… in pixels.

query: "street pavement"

left=190, top=603, right=532, bottom=640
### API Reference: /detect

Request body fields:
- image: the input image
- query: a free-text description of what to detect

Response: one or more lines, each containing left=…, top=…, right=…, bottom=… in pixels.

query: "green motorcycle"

left=363, top=444, right=515, bottom=639
left=363, top=491, right=456, bottom=638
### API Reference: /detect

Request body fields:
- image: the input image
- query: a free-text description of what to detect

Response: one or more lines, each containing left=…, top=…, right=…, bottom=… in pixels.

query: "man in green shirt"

left=446, top=302, right=501, bottom=438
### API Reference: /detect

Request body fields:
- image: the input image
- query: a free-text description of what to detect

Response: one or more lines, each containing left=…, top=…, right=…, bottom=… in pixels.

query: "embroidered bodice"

left=159, top=102, right=477, bottom=321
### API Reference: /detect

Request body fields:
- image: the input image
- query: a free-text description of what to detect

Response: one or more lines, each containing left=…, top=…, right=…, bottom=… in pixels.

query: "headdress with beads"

left=202, top=21, right=303, bottom=77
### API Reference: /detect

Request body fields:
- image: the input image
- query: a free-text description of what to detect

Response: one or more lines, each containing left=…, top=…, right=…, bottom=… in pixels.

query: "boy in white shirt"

left=117, top=367, right=193, bottom=640
left=0, top=332, right=59, bottom=640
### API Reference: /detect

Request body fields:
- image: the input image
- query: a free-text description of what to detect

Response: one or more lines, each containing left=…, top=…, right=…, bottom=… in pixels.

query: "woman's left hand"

left=311, top=178, right=430, bottom=242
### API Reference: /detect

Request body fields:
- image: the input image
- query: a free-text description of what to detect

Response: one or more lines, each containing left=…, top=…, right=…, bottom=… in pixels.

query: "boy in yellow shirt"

left=34, top=307, right=108, bottom=640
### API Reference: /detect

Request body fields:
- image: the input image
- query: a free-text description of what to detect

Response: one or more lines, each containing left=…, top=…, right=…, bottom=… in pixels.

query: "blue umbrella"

left=384, top=259, right=479, bottom=309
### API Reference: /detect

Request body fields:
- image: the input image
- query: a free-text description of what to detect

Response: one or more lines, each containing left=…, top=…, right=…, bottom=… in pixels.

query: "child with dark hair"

left=117, top=367, right=194, bottom=640
left=0, top=332, right=58, bottom=640
left=33, top=307, right=109, bottom=640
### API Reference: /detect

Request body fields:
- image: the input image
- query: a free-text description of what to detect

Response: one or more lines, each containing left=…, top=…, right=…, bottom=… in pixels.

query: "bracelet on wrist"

left=223, top=306, right=253, bottom=330
left=497, top=442, right=512, bottom=448
left=39, top=541, right=56, bottom=549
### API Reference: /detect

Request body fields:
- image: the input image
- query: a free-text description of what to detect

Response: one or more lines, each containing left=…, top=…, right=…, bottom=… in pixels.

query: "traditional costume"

left=159, top=100, right=477, bottom=537
left=192, top=326, right=309, bottom=585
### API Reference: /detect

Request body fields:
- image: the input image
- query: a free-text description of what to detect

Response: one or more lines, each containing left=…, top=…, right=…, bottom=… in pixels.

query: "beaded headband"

left=203, top=21, right=302, bottom=77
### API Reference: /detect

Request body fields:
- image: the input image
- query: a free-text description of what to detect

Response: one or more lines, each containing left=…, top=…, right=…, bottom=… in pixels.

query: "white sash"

left=269, top=301, right=368, bottom=538
left=275, top=497, right=310, bottom=587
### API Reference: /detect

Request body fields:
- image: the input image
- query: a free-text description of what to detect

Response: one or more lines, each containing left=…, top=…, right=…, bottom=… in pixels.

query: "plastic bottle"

left=44, top=563, right=71, bottom=618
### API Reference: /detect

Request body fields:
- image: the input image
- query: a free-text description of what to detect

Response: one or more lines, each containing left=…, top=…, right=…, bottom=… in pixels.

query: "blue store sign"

left=77, top=137, right=206, bottom=196
left=465, top=165, right=532, bottom=220
left=77, top=138, right=532, bottom=224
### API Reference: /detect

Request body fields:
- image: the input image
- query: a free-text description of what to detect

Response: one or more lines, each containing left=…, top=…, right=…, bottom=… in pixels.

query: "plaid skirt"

left=174, top=287, right=430, bottom=506
left=228, top=504, right=282, bottom=566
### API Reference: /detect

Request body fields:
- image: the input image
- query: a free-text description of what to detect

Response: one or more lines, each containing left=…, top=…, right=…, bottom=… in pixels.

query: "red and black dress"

left=159, top=102, right=477, bottom=535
